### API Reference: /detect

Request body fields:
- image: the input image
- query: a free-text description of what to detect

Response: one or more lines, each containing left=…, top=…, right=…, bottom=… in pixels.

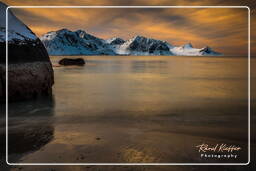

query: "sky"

left=2, top=0, right=256, bottom=56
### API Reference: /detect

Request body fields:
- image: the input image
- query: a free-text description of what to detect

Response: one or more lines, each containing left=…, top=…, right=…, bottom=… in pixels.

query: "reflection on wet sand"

left=0, top=96, right=55, bottom=163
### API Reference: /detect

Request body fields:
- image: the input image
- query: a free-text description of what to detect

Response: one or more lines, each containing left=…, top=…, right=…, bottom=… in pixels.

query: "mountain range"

left=40, top=29, right=222, bottom=56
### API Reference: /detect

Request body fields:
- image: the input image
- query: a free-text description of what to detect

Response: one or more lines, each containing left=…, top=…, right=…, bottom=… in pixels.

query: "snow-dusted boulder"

left=0, top=2, right=54, bottom=102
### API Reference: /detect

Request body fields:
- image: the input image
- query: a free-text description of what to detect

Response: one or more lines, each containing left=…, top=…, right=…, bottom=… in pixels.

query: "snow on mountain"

left=199, top=46, right=221, bottom=56
left=105, top=37, right=125, bottom=45
left=41, top=29, right=116, bottom=55
left=115, top=36, right=173, bottom=55
left=170, top=43, right=221, bottom=56
left=0, top=2, right=37, bottom=42
left=40, top=28, right=221, bottom=56
left=182, top=43, right=193, bottom=49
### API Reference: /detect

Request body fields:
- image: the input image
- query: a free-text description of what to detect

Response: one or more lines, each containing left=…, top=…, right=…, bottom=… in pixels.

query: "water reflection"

left=0, top=56, right=252, bottom=164
left=0, top=96, right=55, bottom=163
left=130, top=60, right=168, bottom=73
left=85, top=59, right=124, bottom=73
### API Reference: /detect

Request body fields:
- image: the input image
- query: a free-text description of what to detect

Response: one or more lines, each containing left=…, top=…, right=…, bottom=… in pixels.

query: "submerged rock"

left=0, top=2, right=54, bottom=102
left=58, top=58, right=85, bottom=66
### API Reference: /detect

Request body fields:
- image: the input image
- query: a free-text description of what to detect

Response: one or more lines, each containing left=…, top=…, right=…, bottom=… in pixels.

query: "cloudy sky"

left=3, top=0, right=255, bottom=56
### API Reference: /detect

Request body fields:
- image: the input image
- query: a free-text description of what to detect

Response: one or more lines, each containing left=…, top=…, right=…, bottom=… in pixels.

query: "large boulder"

left=0, top=2, right=54, bottom=102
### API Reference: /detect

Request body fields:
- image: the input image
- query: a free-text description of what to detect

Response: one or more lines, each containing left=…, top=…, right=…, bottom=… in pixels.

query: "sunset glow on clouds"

left=3, top=0, right=255, bottom=56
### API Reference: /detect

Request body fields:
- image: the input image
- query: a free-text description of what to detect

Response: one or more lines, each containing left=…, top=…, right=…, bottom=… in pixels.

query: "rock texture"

left=0, top=2, right=54, bottom=102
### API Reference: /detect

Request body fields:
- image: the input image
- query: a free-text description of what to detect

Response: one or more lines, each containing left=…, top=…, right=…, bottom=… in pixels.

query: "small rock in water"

left=58, top=58, right=85, bottom=66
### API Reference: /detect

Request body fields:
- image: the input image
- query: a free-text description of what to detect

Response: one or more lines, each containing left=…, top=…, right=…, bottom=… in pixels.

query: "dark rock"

left=109, top=38, right=125, bottom=45
left=0, top=2, right=54, bottom=102
left=0, top=39, right=50, bottom=64
left=199, top=46, right=211, bottom=53
left=58, top=58, right=85, bottom=66
left=199, top=46, right=221, bottom=55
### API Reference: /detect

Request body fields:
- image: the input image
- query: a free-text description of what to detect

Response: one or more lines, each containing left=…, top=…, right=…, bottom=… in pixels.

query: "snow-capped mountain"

left=40, top=29, right=116, bottom=55
left=199, top=46, right=221, bottom=56
left=170, top=43, right=221, bottom=56
left=115, top=36, right=173, bottom=55
left=40, top=29, right=221, bottom=56
left=105, top=37, right=125, bottom=45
